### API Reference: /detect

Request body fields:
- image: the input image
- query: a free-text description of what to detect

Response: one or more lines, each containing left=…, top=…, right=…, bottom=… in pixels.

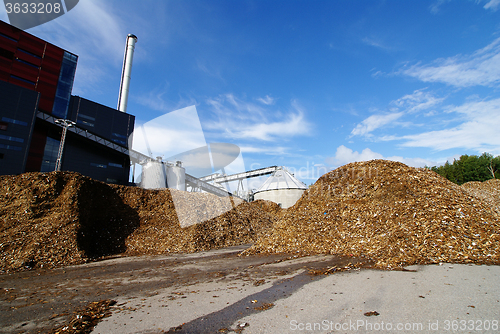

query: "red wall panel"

left=11, top=62, right=39, bottom=83
left=0, top=38, right=18, bottom=53
left=16, top=50, right=43, bottom=67
left=17, top=34, right=45, bottom=57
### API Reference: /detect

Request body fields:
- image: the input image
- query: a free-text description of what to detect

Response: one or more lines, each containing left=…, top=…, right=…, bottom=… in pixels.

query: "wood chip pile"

left=245, top=160, right=500, bottom=269
left=0, top=172, right=280, bottom=272
left=117, top=186, right=278, bottom=255
left=461, top=179, right=500, bottom=219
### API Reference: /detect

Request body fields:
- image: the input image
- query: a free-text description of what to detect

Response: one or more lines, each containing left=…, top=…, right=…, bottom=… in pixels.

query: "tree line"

left=428, top=153, right=500, bottom=185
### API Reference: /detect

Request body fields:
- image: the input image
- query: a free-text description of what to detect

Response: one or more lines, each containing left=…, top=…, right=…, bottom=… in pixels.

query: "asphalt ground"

left=1, top=245, right=499, bottom=334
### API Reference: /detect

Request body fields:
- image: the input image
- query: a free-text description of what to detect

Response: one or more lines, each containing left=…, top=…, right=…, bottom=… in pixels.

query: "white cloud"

left=350, top=112, right=404, bottom=137
left=205, top=95, right=312, bottom=141
left=398, top=98, right=500, bottom=155
left=429, top=0, right=451, bottom=14
left=136, top=83, right=198, bottom=113
left=390, top=89, right=445, bottom=113
left=400, top=38, right=500, bottom=87
left=361, top=36, right=394, bottom=51
left=257, top=95, right=276, bottom=105
left=325, top=145, right=434, bottom=168
left=349, top=90, right=446, bottom=140
left=484, top=0, right=500, bottom=11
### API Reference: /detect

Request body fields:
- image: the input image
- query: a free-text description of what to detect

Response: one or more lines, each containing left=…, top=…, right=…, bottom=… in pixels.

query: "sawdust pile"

left=0, top=172, right=139, bottom=271
left=118, top=187, right=278, bottom=255
left=246, top=160, right=500, bottom=268
left=0, top=172, right=279, bottom=272
left=462, top=179, right=500, bottom=219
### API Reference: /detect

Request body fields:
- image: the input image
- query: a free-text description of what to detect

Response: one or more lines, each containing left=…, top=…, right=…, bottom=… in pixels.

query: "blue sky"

left=2, top=0, right=500, bottom=186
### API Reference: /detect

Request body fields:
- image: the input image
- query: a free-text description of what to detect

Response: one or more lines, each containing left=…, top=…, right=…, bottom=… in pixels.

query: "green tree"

left=429, top=153, right=499, bottom=185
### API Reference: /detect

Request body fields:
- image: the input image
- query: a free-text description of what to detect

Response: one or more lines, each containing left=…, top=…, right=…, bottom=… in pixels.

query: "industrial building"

left=1, top=19, right=308, bottom=208
left=0, top=20, right=134, bottom=184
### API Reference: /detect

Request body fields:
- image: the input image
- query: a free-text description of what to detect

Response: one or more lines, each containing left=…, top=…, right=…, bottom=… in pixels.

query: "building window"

left=106, top=178, right=118, bottom=183
left=0, top=134, right=24, bottom=143
left=40, top=137, right=60, bottom=172
left=90, top=163, right=107, bottom=168
left=77, top=119, right=95, bottom=127
left=18, top=48, right=42, bottom=59
left=10, top=74, right=35, bottom=86
left=52, top=51, right=78, bottom=118
left=0, top=144, right=22, bottom=151
left=112, top=139, right=127, bottom=145
left=15, top=58, right=39, bottom=69
left=112, top=132, right=127, bottom=139
left=0, top=122, right=7, bottom=131
left=108, top=162, right=123, bottom=168
left=1, top=117, right=28, bottom=126
left=0, top=32, right=17, bottom=42
left=78, top=114, right=95, bottom=121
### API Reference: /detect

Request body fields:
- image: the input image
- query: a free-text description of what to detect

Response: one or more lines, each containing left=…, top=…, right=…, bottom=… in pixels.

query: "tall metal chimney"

left=117, top=34, right=138, bottom=113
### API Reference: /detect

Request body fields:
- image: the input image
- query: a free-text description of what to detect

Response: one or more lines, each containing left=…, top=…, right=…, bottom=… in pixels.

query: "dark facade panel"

left=0, top=80, right=39, bottom=175
left=68, top=96, right=135, bottom=147
left=62, top=133, right=131, bottom=184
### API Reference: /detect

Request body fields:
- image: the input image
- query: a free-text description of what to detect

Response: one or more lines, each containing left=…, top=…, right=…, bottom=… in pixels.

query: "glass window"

left=10, top=74, right=35, bottom=86
left=52, top=51, right=78, bottom=118
left=108, top=162, right=123, bottom=168
left=1, top=117, right=28, bottom=126
left=77, top=119, right=94, bottom=127
left=112, top=132, right=127, bottom=139
left=40, top=137, right=60, bottom=172
left=0, top=134, right=24, bottom=143
left=112, top=139, right=126, bottom=145
left=18, top=48, right=42, bottom=59
left=78, top=114, right=96, bottom=121
left=90, top=163, right=107, bottom=168
left=0, top=32, right=17, bottom=42
left=0, top=144, right=22, bottom=151
left=16, top=58, right=39, bottom=69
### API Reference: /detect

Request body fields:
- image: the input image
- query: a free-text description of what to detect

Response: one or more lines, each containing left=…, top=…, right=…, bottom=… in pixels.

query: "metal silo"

left=140, top=158, right=166, bottom=189
left=166, top=161, right=186, bottom=191
left=253, top=167, right=307, bottom=208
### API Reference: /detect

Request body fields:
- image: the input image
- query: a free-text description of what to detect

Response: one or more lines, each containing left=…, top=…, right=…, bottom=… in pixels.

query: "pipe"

left=117, top=34, right=138, bottom=113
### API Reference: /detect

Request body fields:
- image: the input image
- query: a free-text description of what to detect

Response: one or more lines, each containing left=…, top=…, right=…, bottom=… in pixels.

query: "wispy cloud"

left=398, top=97, right=500, bottom=154
left=350, top=112, right=404, bottom=138
left=361, top=36, right=394, bottom=51
left=350, top=89, right=446, bottom=139
left=429, top=0, right=451, bottom=14
left=257, top=95, right=276, bottom=105
left=136, top=83, right=198, bottom=115
left=390, top=89, right=445, bottom=113
left=400, top=38, right=500, bottom=88
left=205, top=94, right=312, bottom=142
left=484, top=0, right=500, bottom=11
